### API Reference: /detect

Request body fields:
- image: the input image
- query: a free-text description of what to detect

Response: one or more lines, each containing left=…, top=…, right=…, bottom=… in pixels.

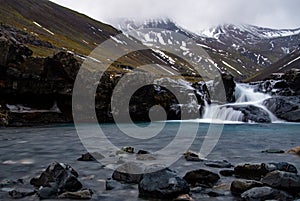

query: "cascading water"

left=202, top=83, right=279, bottom=123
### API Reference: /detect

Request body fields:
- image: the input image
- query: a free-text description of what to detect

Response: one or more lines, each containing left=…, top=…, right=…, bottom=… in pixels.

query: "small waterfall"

left=202, top=83, right=278, bottom=123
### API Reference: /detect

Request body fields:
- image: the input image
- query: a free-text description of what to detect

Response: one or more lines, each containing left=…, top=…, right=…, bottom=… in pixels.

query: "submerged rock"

left=183, top=169, right=220, bottom=187
left=261, top=149, right=285, bottom=154
left=8, top=189, right=36, bottom=199
left=205, top=160, right=233, bottom=168
left=173, top=194, right=195, bottom=201
left=138, top=168, right=190, bottom=199
left=241, top=186, right=293, bottom=201
left=112, top=162, right=144, bottom=184
left=230, top=179, right=263, bottom=195
left=77, top=152, right=104, bottom=161
left=58, top=189, right=93, bottom=199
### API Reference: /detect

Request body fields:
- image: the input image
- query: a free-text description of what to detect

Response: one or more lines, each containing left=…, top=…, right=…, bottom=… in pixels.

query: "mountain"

left=118, top=19, right=300, bottom=80
left=246, top=46, right=300, bottom=82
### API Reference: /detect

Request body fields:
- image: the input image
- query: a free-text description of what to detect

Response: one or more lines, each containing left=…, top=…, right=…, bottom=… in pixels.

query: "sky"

left=50, top=0, right=300, bottom=32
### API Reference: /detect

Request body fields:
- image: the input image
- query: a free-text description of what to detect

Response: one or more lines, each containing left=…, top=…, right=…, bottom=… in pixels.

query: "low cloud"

left=50, top=0, right=300, bottom=32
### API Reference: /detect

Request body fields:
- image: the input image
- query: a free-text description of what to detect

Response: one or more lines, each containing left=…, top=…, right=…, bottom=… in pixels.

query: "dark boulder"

left=234, top=162, right=297, bottom=180
left=234, top=163, right=270, bottom=180
left=219, top=170, right=235, bottom=177
left=241, top=186, right=293, bottom=201
left=138, top=168, right=190, bottom=199
left=183, top=169, right=220, bottom=187
left=230, top=179, right=263, bottom=195
left=282, top=68, right=300, bottom=95
left=227, top=105, right=271, bottom=123
left=263, top=96, right=300, bottom=122
left=184, top=150, right=202, bottom=162
left=261, top=170, right=300, bottom=195
left=30, top=162, right=83, bottom=199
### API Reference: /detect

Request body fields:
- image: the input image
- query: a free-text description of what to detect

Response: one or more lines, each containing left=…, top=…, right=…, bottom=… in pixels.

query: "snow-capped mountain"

left=118, top=19, right=300, bottom=80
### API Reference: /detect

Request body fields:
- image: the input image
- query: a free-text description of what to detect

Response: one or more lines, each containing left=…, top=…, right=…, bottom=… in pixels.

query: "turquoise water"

left=0, top=123, right=299, bottom=200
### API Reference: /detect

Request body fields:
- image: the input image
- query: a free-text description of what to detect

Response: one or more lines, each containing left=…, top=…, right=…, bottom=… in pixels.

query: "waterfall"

left=201, top=83, right=278, bottom=123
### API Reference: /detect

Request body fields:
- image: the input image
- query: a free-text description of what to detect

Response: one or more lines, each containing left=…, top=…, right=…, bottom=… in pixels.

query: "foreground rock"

left=261, top=170, right=300, bottom=195
left=30, top=162, right=90, bottom=199
left=112, top=162, right=145, bottom=184
left=241, top=186, right=293, bottom=201
left=230, top=179, right=263, bottom=195
left=234, top=162, right=297, bottom=180
left=183, top=169, right=220, bottom=187
left=138, top=168, right=189, bottom=199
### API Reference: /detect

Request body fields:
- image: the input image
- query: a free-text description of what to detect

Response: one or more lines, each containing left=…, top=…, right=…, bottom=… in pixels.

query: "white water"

left=201, top=83, right=279, bottom=123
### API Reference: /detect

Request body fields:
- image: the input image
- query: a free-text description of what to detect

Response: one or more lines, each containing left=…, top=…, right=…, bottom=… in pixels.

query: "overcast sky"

left=50, top=0, right=300, bottom=32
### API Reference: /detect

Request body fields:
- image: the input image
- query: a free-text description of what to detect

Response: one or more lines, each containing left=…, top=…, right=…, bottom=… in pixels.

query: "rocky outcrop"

left=230, top=179, right=263, bottom=195
left=263, top=96, right=300, bottom=122
left=212, top=73, right=236, bottom=103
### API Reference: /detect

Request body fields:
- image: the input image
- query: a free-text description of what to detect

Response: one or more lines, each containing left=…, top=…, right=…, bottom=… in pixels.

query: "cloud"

left=50, top=0, right=300, bottom=32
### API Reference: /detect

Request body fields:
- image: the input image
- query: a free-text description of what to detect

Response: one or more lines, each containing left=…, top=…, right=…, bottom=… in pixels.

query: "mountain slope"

left=0, top=0, right=120, bottom=56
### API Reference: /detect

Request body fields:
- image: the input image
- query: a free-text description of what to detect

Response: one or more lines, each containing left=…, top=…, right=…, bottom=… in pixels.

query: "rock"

left=183, top=169, right=220, bottom=187
left=219, top=170, right=235, bottom=177
left=234, top=162, right=296, bottom=180
left=138, top=168, right=190, bottom=199
left=205, top=160, right=233, bottom=168
left=137, top=150, right=150, bottom=154
left=105, top=178, right=119, bottom=190
left=184, top=151, right=202, bottom=161
left=30, top=162, right=83, bottom=199
left=261, top=170, right=300, bottom=194
left=173, top=194, right=195, bottom=201
left=204, top=189, right=225, bottom=197
left=266, top=162, right=297, bottom=174
left=213, top=73, right=236, bottom=103
left=136, top=154, right=156, bottom=161
left=261, top=149, right=285, bottom=154
left=283, top=68, right=300, bottom=95
left=234, top=163, right=269, bottom=180
left=77, top=152, right=104, bottom=161
left=8, top=189, right=36, bottom=199
left=241, top=186, right=293, bottom=201
left=44, top=51, right=80, bottom=81
left=58, top=189, right=93, bottom=200
left=77, top=152, right=96, bottom=161
left=287, top=146, right=300, bottom=156
left=37, top=186, right=58, bottom=199
left=0, top=35, right=32, bottom=67
left=230, top=179, right=263, bottom=195
left=112, top=162, right=144, bottom=184
left=227, top=105, right=271, bottom=123
left=0, top=110, right=9, bottom=127
left=0, top=179, right=23, bottom=187
left=263, top=97, right=300, bottom=122
left=121, top=146, right=134, bottom=153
